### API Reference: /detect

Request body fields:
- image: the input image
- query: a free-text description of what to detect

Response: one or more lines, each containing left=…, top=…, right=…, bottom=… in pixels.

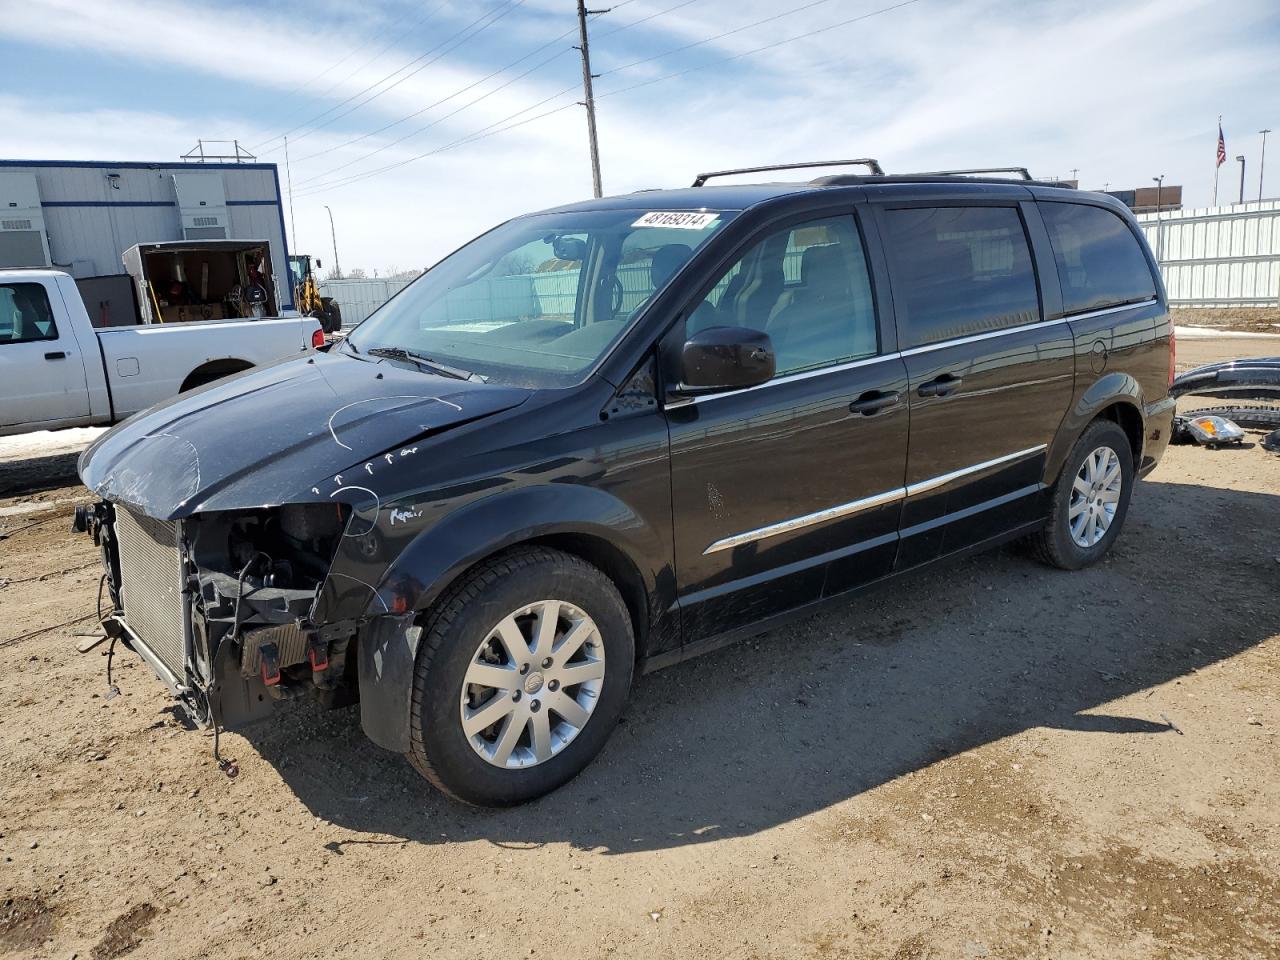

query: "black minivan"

left=79, top=161, right=1175, bottom=805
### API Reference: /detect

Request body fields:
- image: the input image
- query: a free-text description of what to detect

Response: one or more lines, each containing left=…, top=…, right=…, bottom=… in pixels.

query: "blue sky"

left=3, top=0, right=1278, bottom=271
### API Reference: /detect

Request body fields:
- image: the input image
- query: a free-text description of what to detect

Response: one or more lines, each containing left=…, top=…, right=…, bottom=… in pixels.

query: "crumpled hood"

left=78, top=350, right=530, bottom=519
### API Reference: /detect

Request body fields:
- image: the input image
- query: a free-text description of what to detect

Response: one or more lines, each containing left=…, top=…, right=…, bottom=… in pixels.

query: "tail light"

left=311, top=327, right=326, bottom=350
left=1168, top=325, right=1176, bottom=387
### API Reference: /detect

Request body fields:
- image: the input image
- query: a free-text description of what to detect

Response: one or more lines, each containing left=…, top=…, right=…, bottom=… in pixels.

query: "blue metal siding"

left=3, top=160, right=292, bottom=308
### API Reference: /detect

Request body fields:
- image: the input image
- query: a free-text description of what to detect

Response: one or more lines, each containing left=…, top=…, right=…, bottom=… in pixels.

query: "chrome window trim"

left=898, top=317, right=1067, bottom=357
left=702, top=443, right=1048, bottom=555
left=669, top=351, right=892, bottom=408
left=1058, top=296, right=1158, bottom=323
left=664, top=299, right=1158, bottom=411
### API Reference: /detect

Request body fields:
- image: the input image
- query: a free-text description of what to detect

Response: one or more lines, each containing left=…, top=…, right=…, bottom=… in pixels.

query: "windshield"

left=346, top=208, right=734, bottom=387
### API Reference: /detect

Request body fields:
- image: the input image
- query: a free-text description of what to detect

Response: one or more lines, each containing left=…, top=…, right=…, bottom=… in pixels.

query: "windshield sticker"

left=632, top=211, right=720, bottom=230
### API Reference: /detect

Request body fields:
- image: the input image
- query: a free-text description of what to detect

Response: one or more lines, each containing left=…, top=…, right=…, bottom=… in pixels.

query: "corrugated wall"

left=1137, top=201, right=1280, bottom=307
left=0, top=160, right=292, bottom=309
left=319, top=277, right=415, bottom=328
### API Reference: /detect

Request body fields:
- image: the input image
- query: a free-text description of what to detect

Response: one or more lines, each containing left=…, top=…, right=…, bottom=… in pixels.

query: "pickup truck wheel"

left=406, top=547, right=634, bottom=806
left=1032, top=420, right=1134, bottom=570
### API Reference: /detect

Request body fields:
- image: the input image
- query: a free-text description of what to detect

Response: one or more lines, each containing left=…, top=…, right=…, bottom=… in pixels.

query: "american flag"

left=1217, top=124, right=1227, bottom=167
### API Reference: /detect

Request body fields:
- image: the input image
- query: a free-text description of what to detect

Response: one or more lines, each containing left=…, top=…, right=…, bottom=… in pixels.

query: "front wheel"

left=1031, top=420, right=1135, bottom=570
left=406, top=547, right=634, bottom=806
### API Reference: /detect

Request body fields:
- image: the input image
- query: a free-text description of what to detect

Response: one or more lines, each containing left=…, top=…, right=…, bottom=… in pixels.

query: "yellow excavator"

left=289, top=255, right=342, bottom=333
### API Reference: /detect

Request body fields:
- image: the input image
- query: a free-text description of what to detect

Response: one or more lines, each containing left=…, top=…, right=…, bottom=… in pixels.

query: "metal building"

left=0, top=159, right=292, bottom=323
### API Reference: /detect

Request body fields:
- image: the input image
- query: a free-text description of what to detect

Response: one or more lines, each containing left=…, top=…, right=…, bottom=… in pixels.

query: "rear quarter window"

left=1039, top=202, right=1157, bottom=314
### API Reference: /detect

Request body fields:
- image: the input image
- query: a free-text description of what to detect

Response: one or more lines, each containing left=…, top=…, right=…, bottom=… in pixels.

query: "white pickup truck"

left=1, top=269, right=323, bottom=438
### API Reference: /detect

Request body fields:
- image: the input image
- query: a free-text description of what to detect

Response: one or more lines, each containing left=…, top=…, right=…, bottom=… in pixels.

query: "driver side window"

left=0, top=283, right=59, bottom=344
left=687, top=215, right=876, bottom=376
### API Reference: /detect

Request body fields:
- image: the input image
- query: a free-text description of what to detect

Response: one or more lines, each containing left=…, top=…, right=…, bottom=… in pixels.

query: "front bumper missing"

left=91, top=499, right=360, bottom=731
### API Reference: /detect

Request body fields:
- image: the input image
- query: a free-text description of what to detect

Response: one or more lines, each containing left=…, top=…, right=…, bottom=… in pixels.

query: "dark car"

left=78, top=160, right=1175, bottom=805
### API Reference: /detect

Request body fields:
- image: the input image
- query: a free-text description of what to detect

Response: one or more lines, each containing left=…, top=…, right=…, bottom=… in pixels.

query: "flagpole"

left=1214, top=115, right=1221, bottom=206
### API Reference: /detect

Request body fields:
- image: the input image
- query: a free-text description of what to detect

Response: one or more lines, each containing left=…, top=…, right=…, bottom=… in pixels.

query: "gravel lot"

left=2, top=337, right=1278, bottom=960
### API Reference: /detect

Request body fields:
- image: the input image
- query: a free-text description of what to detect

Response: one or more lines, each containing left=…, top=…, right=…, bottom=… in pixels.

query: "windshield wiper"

left=365, top=346, right=474, bottom=381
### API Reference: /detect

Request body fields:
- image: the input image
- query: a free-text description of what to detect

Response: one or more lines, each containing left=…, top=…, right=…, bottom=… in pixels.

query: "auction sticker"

left=632, top=211, right=719, bottom=229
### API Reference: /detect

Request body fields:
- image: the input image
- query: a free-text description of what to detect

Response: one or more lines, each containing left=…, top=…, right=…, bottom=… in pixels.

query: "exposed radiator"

left=114, top=507, right=186, bottom=679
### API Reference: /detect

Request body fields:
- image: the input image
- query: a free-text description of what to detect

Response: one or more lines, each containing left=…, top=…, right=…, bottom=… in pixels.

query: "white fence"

left=1137, top=201, right=1280, bottom=307
left=318, top=277, right=414, bottom=329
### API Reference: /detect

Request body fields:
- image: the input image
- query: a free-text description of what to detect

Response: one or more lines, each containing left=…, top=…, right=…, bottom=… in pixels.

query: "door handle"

left=849, top=389, right=901, bottom=416
left=917, top=374, right=963, bottom=398
left=44, top=351, right=67, bottom=360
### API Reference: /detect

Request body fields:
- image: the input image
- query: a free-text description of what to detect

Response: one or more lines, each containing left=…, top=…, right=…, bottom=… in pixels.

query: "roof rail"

left=692, top=158, right=884, bottom=187
left=901, top=166, right=1034, bottom=181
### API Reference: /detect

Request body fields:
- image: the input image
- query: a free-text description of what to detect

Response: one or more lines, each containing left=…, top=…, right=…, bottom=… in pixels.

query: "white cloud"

left=2, top=0, right=1278, bottom=270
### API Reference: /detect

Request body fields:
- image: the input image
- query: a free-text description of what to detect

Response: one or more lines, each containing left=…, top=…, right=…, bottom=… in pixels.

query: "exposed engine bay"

left=83, top=499, right=362, bottom=735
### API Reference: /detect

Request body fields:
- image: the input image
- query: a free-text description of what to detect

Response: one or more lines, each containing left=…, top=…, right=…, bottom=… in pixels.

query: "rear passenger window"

left=1040, top=203, right=1157, bottom=314
left=687, top=215, right=877, bottom=376
left=882, top=206, right=1040, bottom=348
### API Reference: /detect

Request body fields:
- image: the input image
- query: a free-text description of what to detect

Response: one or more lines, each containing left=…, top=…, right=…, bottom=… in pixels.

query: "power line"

left=255, top=1, right=452, bottom=148
left=595, top=0, right=927, bottom=101
left=289, top=0, right=696, bottom=189
left=290, top=23, right=584, bottom=172
left=255, top=0, right=526, bottom=153
left=291, top=89, right=584, bottom=198
left=291, top=50, right=578, bottom=185
left=292, top=0, right=929, bottom=197
left=595, top=0, right=851, bottom=80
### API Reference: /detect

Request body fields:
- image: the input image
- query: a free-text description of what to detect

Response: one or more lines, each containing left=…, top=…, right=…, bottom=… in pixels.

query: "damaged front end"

left=88, top=499, right=362, bottom=731
left=74, top=350, right=532, bottom=746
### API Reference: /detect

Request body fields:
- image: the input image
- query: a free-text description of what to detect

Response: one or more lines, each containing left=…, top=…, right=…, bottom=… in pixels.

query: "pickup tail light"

left=311, top=328, right=326, bottom=350
left=1168, top=325, right=1176, bottom=387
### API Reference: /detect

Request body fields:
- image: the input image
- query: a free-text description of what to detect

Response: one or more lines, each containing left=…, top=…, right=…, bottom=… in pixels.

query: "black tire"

left=406, top=546, right=634, bottom=806
left=1030, top=420, right=1135, bottom=571
left=320, top=298, right=343, bottom=334
left=1179, top=404, right=1280, bottom=431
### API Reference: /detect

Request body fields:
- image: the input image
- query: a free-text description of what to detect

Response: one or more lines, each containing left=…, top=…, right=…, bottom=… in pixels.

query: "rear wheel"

left=1031, top=420, right=1135, bottom=570
left=406, top=547, right=634, bottom=806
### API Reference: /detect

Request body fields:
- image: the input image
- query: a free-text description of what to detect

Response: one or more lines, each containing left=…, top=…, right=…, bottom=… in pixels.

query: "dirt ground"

left=2, top=337, right=1278, bottom=960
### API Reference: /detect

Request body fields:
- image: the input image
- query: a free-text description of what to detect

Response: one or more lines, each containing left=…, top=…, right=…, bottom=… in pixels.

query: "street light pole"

left=324, top=204, right=342, bottom=279
left=1152, top=175, right=1165, bottom=262
left=1260, top=129, right=1272, bottom=201
left=1236, top=155, right=1247, bottom=204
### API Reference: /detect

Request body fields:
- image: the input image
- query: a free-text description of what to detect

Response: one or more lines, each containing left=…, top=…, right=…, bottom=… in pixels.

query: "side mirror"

left=678, top=325, right=775, bottom=394
left=315, top=259, right=323, bottom=269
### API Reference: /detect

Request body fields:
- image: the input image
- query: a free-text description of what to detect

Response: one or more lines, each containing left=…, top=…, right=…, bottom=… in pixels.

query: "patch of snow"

left=0, top=427, right=108, bottom=464
left=1174, top=325, right=1280, bottom=340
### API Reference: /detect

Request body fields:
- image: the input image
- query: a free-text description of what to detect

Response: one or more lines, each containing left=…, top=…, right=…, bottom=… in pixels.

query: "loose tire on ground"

left=1031, top=419, right=1135, bottom=571
left=406, top=546, right=634, bottom=806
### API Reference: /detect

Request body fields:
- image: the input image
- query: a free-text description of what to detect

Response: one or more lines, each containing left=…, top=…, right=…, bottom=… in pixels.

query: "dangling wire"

left=97, top=572, right=122, bottom=700
left=206, top=553, right=269, bottom=779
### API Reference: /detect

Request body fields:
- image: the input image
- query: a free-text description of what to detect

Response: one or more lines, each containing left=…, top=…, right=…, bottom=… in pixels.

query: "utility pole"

left=1260, top=129, right=1271, bottom=201
left=1070, top=167, right=1079, bottom=184
left=1236, top=155, right=1247, bottom=205
left=324, top=204, right=342, bottom=279
left=576, top=0, right=606, bottom=198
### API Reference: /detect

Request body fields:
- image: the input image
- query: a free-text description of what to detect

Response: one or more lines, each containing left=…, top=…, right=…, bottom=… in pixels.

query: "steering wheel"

left=610, top=276, right=625, bottom=316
